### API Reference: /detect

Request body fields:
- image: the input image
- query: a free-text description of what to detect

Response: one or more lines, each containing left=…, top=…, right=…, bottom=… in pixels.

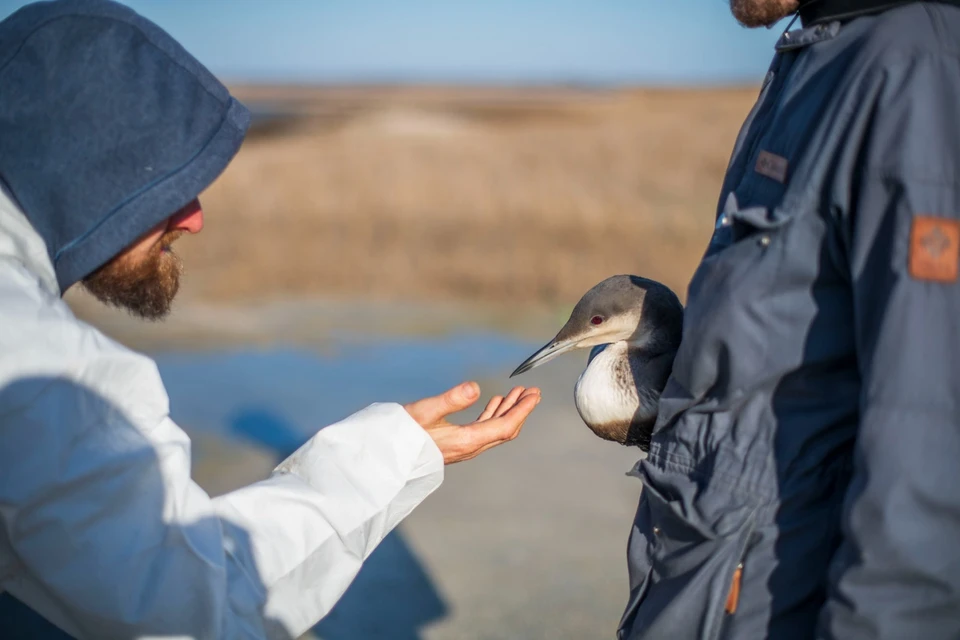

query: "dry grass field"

left=177, top=85, right=760, bottom=308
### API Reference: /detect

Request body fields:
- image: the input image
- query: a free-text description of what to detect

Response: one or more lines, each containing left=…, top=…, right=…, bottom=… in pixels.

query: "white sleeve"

left=0, top=377, right=443, bottom=640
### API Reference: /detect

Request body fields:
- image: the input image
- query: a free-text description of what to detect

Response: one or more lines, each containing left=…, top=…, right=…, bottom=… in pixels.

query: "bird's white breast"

left=574, top=342, right=640, bottom=429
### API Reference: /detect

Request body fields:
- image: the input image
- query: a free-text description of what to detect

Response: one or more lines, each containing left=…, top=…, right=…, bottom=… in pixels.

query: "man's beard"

left=730, top=0, right=799, bottom=27
left=82, top=230, right=184, bottom=320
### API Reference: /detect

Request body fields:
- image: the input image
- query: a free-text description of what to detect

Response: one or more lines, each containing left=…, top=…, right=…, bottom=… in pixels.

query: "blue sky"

left=0, top=1, right=793, bottom=84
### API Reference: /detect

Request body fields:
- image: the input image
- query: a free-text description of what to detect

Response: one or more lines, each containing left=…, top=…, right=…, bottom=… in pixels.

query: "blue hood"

left=0, top=0, right=250, bottom=292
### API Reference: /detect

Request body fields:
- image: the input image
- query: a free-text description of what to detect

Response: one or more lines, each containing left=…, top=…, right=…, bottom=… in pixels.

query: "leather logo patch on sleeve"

left=755, top=150, right=788, bottom=183
left=910, top=216, right=960, bottom=283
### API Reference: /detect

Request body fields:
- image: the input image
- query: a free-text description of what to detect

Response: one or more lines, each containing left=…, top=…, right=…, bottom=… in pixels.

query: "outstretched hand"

left=404, top=382, right=541, bottom=464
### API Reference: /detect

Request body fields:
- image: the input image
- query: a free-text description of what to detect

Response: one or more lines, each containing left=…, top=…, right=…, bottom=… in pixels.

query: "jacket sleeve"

left=0, top=376, right=443, bottom=640
left=819, top=54, right=960, bottom=638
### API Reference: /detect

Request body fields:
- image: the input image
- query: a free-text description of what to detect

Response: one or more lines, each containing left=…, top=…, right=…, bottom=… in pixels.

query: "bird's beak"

left=510, top=336, right=585, bottom=377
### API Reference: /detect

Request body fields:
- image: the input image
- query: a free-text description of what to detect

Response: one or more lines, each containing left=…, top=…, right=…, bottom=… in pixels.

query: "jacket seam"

left=921, top=2, right=948, bottom=48
left=648, top=449, right=772, bottom=500
left=859, top=166, right=960, bottom=188
left=860, top=397, right=959, bottom=415
left=51, top=107, right=230, bottom=263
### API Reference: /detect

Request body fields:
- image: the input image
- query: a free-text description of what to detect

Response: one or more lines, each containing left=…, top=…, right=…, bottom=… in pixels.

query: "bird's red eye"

left=591, top=316, right=603, bottom=325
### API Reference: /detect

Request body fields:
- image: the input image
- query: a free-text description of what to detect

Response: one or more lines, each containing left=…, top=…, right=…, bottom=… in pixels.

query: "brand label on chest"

left=755, top=150, right=788, bottom=184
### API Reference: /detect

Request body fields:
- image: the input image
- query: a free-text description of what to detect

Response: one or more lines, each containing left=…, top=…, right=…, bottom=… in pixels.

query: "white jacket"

left=0, top=188, right=445, bottom=639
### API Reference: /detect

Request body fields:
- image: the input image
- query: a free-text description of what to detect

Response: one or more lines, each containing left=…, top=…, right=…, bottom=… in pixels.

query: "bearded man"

left=0, top=1, right=539, bottom=638
left=619, top=1, right=960, bottom=638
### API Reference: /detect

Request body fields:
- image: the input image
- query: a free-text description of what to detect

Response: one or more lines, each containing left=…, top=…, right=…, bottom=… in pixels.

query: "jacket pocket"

left=697, top=193, right=796, bottom=289
left=671, top=194, right=799, bottom=400
left=618, top=475, right=758, bottom=640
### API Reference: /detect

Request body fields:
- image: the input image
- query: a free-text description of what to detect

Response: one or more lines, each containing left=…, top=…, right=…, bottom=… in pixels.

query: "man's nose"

left=169, top=198, right=204, bottom=234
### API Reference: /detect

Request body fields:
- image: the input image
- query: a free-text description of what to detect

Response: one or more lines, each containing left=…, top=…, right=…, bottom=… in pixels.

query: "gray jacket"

left=619, top=3, right=960, bottom=639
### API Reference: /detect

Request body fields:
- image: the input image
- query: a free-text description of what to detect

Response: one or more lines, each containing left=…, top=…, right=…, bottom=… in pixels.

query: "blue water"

left=153, top=332, right=541, bottom=456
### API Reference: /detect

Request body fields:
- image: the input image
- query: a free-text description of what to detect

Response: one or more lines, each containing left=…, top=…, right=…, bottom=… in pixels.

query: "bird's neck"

left=576, top=343, right=639, bottom=437
left=625, top=329, right=677, bottom=359
left=575, top=340, right=674, bottom=445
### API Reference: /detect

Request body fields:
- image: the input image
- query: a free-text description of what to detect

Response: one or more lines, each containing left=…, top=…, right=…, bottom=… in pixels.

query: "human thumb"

left=439, top=381, right=480, bottom=416
left=410, top=381, right=480, bottom=424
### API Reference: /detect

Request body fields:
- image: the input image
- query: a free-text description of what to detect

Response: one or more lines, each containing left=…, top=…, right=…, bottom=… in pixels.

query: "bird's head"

left=511, top=275, right=683, bottom=377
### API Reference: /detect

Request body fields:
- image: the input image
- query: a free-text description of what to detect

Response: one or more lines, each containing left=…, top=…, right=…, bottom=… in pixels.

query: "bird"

left=510, top=275, right=683, bottom=451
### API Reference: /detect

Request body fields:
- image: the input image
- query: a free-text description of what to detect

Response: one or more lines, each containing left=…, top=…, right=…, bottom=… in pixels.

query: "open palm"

left=404, top=382, right=541, bottom=464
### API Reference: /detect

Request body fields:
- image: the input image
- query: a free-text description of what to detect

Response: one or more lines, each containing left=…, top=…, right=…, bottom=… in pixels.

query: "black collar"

left=799, top=0, right=960, bottom=26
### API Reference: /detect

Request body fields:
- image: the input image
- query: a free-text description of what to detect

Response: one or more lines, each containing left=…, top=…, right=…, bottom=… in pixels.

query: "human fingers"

left=477, top=395, right=504, bottom=422
left=469, top=390, right=540, bottom=444
left=492, top=386, right=526, bottom=418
